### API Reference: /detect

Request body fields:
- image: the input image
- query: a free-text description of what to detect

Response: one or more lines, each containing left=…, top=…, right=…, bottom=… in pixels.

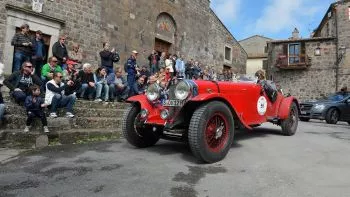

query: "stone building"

left=0, top=0, right=247, bottom=75
left=239, top=35, right=272, bottom=75
left=267, top=0, right=350, bottom=101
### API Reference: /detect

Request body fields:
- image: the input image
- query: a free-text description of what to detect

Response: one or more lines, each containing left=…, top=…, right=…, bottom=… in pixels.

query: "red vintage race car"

left=122, top=78, right=299, bottom=163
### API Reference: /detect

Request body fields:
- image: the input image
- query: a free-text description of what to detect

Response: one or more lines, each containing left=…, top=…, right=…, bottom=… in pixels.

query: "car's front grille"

left=300, top=104, right=313, bottom=111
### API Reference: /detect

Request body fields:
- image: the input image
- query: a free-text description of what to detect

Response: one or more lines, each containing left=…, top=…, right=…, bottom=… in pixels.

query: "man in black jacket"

left=148, top=50, right=160, bottom=75
left=77, top=63, right=96, bottom=100
left=4, top=61, right=42, bottom=104
left=32, top=30, right=46, bottom=78
left=100, top=42, right=119, bottom=74
left=52, top=35, right=68, bottom=69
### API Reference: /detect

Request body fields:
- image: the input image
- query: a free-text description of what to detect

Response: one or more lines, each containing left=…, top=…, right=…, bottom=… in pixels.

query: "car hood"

left=302, top=100, right=338, bottom=105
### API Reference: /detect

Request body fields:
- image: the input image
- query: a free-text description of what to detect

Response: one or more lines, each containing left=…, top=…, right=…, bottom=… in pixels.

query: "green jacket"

left=41, top=63, right=63, bottom=79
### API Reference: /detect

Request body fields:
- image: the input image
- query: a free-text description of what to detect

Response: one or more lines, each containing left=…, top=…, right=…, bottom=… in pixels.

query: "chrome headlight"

left=314, top=104, right=325, bottom=111
left=146, top=84, right=161, bottom=101
left=175, top=81, right=191, bottom=100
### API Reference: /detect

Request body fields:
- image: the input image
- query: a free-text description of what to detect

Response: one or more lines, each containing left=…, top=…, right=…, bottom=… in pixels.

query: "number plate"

left=300, top=111, right=307, bottom=115
left=163, top=99, right=185, bottom=107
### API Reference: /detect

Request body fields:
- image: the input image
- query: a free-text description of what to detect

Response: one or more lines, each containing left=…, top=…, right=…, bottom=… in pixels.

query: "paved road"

left=1, top=121, right=350, bottom=197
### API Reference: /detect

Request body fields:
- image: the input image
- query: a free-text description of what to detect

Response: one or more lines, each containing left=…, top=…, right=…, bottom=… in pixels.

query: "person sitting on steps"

left=24, top=85, right=49, bottom=133
left=44, top=72, right=76, bottom=118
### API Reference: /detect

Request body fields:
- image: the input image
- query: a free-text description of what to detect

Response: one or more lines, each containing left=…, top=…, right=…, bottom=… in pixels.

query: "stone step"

left=1, top=128, right=121, bottom=148
left=3, top=115, right=72, bottom=132
left=70, top=99, right=131, bottom=109
left=73, top=117, right=122, bottom=129
left=5, top=104, right=125, bottom=118
left=2, top=115, right=123, bottom=130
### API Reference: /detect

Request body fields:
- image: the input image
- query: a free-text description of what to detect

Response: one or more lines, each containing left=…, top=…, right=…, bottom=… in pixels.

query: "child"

left=24, top=85, right=49, bottom=133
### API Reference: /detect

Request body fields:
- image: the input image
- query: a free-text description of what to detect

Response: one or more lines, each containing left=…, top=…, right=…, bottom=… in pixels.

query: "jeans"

left=13, top=51, right=30, bottom=72
left=109, top=84, right=130, bottom=101
left=26, top=110, right=47, bottom=126
left=96, top=83, right=109, bottom=101
left=11, top=91, right=27, bottom=103
left=50, top=94, right=76, bottom=113
left=32, top=57, right=44, bottom=78
left=0, top=103, right=5, bottom=120
left=127, top=74, right=135, bottom=96
left=150, top=64, right=158, bottom=75
left=104, top=66, right=114, bottom=75
left=79, top=83, right=96, bottom=99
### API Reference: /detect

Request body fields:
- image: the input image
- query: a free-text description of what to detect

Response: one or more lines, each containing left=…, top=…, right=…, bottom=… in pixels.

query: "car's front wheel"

left=281, top=102, right=299, bottom=136
left=188, top=101, right=235, bottom=163
left=325, top=108, right=339, bottom=124
left=122, top=105, right=160, bottom=148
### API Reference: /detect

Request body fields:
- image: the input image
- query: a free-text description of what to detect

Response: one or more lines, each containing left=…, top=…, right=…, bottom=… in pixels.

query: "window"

left=288, top=43, right=300, bottom=64
left=224, top=46, right=232, bottom=62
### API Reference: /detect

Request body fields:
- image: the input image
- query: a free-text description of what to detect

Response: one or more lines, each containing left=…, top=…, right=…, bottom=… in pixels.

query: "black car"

left=299, top=92, right=350, bottom=124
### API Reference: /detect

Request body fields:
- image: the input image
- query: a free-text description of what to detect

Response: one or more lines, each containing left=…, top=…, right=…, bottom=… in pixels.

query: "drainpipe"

left=335, top=4, right=340, bottom=92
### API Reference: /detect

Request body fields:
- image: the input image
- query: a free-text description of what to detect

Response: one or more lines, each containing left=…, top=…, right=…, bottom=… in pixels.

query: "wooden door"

left=154, top=38, right=171, bottom=55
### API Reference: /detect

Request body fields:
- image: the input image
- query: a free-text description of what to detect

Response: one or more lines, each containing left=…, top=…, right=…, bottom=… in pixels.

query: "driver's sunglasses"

left=25, top=66, right=33, bottom=68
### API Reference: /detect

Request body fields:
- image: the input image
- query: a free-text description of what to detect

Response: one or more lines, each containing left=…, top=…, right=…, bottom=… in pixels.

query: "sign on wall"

left=156, top=13, right=176, bottom=40
left=32, top=0, right=44, bottom=13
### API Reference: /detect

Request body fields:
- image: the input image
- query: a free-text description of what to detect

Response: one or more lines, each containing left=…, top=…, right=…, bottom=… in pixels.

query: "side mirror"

left=346, top=99, right=350, bottom=104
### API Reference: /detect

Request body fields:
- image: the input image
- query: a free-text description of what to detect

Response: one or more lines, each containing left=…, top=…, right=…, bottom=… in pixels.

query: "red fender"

left=190, top=93, right=253, bottom=130
left=127, top=95, right=153, bottom=110
left=278, top=96, right=299, bottom=119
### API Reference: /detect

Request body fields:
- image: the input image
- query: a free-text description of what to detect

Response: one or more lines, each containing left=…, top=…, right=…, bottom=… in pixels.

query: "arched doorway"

left=154, top=13, right=176, bottom=55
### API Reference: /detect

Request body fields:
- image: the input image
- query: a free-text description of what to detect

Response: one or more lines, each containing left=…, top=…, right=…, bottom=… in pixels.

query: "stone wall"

left=335, top=1, right=350, bottom=88
left=0, top=0, right=246, bottom=74
left=101, top=0, right=246, bottom=73
left=239, top=36, right=271, bottom=58
left=0, top=0, right=102, bottom=70
left=267, top=39, right=337, bottom=101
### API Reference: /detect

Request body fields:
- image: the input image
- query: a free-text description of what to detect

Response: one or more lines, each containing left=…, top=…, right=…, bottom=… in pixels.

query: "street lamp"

left=314, top=46, right=321, bottom=56
left=339, top=46, right=347, bottom=57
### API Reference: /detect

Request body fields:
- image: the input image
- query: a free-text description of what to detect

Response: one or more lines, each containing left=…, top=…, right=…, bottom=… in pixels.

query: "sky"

left=210, top=0, right=336, bottom=41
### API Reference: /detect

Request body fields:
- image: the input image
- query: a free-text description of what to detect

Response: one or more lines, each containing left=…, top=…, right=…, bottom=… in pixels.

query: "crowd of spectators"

left=0, top=23, right=239, bottom=133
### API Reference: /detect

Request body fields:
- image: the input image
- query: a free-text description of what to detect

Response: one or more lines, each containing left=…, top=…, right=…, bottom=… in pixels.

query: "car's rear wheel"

left=122, top=105, right=160, bottom=148
left=299, top=117, right=310, bottom=122
left=281, top=102, right=299, bottom=136
left=188, top=101, right=234, bottom=163
left=325, top=108, right=339, bottom=124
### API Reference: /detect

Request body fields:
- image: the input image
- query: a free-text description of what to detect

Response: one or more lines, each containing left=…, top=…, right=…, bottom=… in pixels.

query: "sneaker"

left=43, top=126, right=50, bottom=133
left=49, top=112, right=58, bottom=118
left=66, top=112, right=75, bottom=118
left=94, top=98, right=103, bottom=102
left=23, top=126, right=30, bottom=133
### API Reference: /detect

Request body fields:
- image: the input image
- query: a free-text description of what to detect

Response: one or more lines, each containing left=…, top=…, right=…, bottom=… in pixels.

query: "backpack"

left=124, top=62, right=128, bottom=72
left=112, top=52, right=120, bottom=63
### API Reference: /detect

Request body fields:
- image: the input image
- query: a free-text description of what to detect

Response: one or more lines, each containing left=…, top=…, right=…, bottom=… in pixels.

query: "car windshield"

left=327, top=93, right=349, bottom=101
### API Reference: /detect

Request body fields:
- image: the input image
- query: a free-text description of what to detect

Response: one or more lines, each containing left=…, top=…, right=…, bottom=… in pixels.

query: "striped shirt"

left=11, top=33, right=33, bottom=55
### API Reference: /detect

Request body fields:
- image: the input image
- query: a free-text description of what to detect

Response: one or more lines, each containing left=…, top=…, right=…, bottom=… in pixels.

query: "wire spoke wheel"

left=205, top=113, right=229, bottom=152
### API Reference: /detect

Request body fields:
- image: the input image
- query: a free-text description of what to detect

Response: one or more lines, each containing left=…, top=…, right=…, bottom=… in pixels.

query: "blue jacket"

left=175, top=59, right=185, bottom=73
left=127, top=57, right=137, bottom=75
left=25, top=95, right=44, bottom=111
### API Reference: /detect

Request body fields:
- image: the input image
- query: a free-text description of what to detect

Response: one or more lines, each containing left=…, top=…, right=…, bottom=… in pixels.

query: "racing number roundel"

left=257, top=96, right=267, bottom=116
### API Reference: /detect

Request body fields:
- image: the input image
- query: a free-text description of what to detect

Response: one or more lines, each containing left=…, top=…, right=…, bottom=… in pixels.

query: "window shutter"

left=282, top=44, right=288, bottom=55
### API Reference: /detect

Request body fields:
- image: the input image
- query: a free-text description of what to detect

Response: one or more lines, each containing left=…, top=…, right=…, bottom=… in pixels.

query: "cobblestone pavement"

left=0, top=121, right=349, bottom=197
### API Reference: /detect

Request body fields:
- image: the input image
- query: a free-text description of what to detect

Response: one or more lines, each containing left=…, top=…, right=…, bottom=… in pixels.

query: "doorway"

left=154, top=38, right=171, bottom=56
